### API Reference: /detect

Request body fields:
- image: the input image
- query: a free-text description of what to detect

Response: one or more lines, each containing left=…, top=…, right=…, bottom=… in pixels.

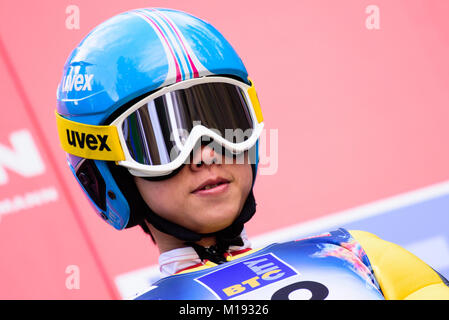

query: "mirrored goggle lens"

left=122, top=82, right=254, bottom=165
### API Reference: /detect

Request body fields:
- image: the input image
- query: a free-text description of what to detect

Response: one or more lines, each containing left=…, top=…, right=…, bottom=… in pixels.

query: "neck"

left=147, top=223, right=217, bottom=254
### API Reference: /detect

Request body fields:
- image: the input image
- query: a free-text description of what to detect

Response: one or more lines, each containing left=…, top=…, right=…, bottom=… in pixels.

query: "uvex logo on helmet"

left=62, top=73, right=94, bottom=92
left=55, top=112, right=125, bottom=162
left=66, top=129, right=111, bottom=151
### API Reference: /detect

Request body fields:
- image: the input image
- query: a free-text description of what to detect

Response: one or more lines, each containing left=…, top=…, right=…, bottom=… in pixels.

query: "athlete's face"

left=134, top=145, right=253, bottom=234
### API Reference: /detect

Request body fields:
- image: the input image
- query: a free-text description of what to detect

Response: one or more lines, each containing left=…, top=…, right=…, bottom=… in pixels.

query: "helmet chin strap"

left=147, top=187, right=256, bottom=263
left=185, top=236, right=244, bottom=264
left=183, top=193, right=255, bottom=264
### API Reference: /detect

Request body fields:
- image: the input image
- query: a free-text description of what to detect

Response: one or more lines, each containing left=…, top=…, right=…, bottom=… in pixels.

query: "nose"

left=189, top=143, right=221, bottom=171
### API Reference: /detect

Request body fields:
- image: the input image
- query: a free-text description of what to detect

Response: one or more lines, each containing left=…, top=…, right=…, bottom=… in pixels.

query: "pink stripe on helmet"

left=151, top=9, right=199, bottom=78
left=135, top=11, right=182, bottom=82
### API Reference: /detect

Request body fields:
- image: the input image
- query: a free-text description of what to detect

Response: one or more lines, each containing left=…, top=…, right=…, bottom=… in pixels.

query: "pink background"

left=0, top=0, right=448, bottom=299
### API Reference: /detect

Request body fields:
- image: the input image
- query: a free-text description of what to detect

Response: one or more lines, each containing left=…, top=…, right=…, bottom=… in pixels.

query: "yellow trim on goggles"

left=247, top=79, right=263, bottom=123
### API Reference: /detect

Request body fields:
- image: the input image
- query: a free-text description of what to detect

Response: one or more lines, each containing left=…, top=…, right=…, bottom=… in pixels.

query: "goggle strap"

left=55, top=111, right=126, bottom=161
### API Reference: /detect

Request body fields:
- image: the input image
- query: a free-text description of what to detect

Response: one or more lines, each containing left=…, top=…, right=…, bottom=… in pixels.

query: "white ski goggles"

left=56, top=76, right=264, bottom=177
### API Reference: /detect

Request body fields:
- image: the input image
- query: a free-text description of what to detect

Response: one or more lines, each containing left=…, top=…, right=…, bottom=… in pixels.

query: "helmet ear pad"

left=106, top=159, right=258, bottom=242
left=69, top=158, right=132, bottom=230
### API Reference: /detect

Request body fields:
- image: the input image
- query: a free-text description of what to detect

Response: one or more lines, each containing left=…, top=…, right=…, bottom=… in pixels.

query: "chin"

left=194, top=220, right=233, bottom=235
left=194, top=212, right=240, bottom=235
left=185, top=198, right=244, bottom=233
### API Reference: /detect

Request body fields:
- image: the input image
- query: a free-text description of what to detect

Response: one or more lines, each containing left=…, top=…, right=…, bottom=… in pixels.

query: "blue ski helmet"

left=56, top=8, right=262, bottom=240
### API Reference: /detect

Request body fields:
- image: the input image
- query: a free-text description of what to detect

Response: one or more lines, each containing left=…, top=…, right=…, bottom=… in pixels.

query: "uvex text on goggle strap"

left=56, top=77, right=264, bottom=177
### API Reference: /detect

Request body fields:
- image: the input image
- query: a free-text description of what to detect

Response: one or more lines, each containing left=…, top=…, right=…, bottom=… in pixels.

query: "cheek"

left=235, top=164, right=253, bottom=196
left=134, top=178, right=185, bottom=217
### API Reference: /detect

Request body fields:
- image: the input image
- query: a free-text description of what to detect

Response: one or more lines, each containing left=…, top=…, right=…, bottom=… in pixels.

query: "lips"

left=192, top=177, right=230, bottom=194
